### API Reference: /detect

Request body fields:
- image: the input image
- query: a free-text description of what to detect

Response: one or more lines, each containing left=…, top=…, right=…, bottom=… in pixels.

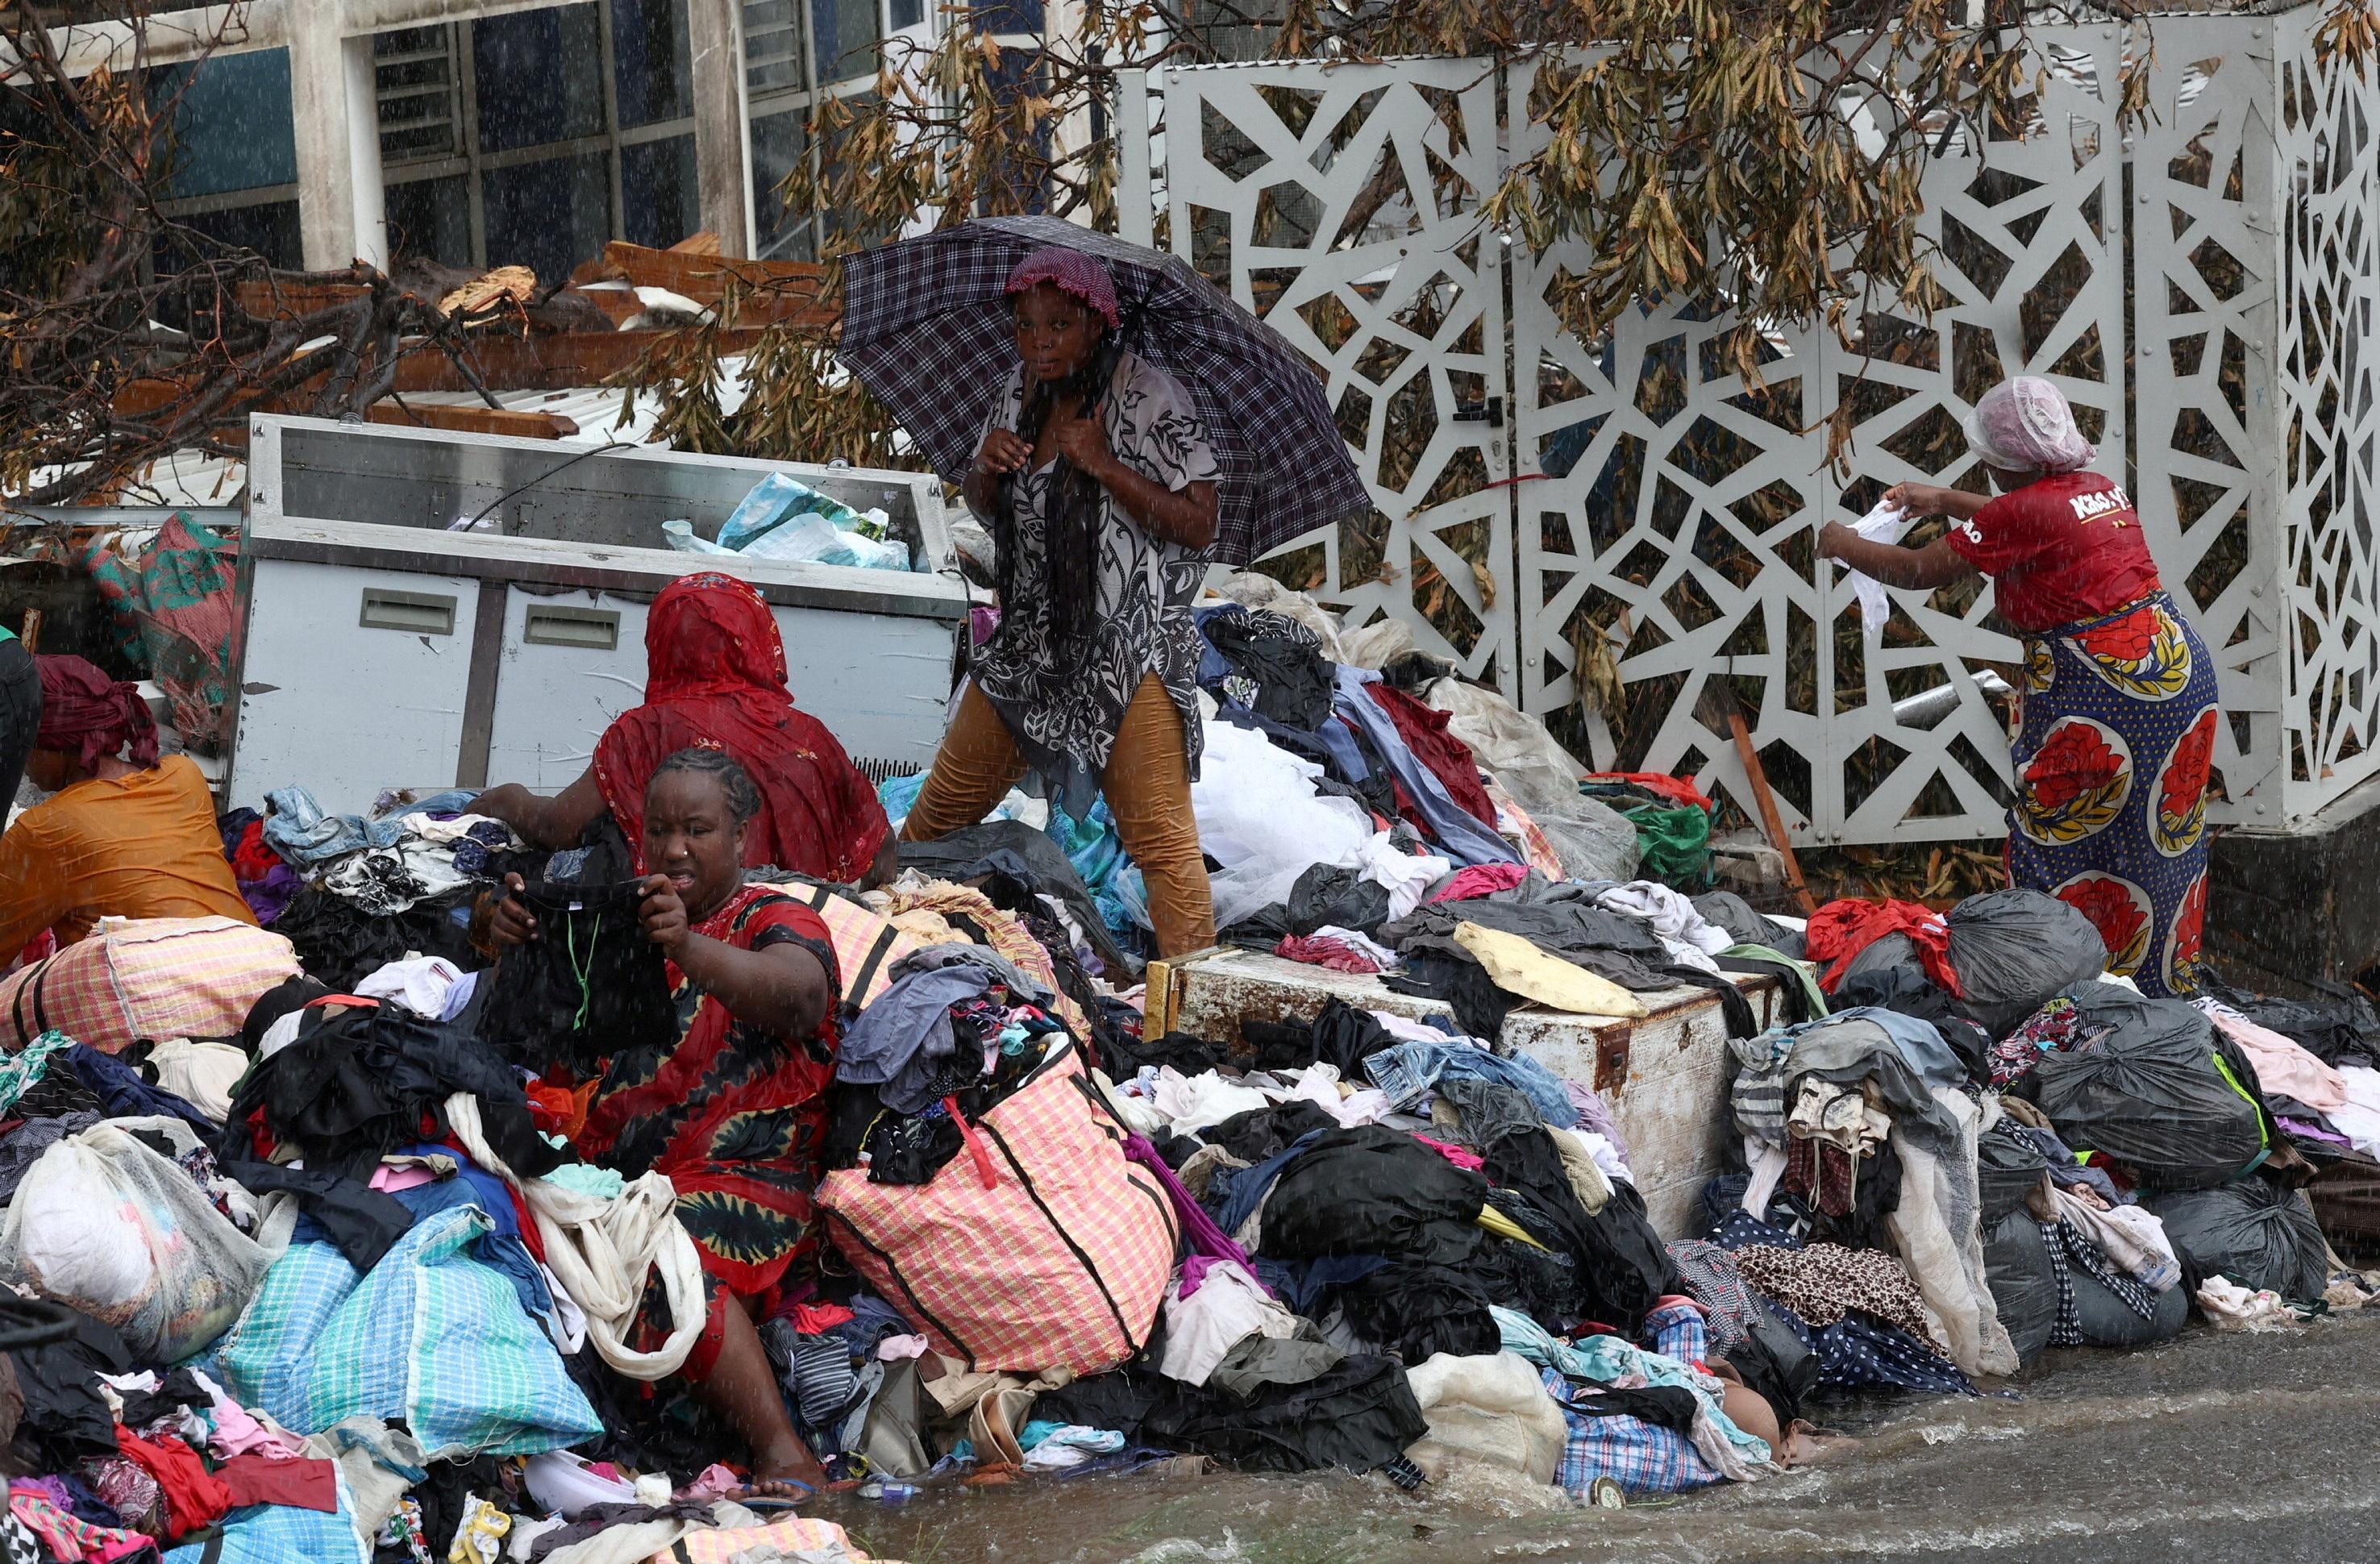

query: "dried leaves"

left=626, top=0, right=2167, bottom=476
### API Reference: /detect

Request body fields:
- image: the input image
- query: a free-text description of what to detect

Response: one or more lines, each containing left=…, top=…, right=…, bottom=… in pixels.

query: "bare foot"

left=748, top=1437, right=830, bottom=1493
left=731, top=1479, right=818, bottom=1504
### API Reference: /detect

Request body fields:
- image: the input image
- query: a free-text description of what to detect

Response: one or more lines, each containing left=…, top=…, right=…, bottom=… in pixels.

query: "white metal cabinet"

left=232, top=558, right=485, bottom=808
left=228, top=416, right=971, bottom=814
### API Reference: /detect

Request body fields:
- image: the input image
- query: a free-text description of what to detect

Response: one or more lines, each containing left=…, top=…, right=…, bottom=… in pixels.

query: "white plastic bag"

left=0, top=1124, right=268, bottom=1362
left=1403, top=1351, right=1568, bottom=1486
left=1189, top=718, right=1373, bottom=929
left=659, top=519, right=734, bottom=555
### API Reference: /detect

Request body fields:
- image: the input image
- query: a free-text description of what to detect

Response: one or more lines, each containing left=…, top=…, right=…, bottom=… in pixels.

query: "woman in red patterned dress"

left=493, top=747, right=838, bottom=1489
left=1818, top=376, right=2219, bottom=995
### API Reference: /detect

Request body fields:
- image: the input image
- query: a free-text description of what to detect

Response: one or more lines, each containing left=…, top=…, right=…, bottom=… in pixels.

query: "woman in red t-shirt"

left=1816, top=376, right=2219, bottom=996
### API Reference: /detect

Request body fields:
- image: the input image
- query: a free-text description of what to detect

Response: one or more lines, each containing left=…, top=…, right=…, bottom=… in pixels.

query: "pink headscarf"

left=1003, top=247, right=1121, bottom=328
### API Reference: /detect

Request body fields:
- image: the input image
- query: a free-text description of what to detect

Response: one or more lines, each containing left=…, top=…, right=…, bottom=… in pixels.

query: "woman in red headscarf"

left=478, top=572, right=894, bottom=886
left=0, top=655, right=255, bottom=957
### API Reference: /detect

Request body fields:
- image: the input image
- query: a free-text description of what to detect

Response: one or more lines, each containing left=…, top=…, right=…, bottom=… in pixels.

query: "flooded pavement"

left=811, top=1313, right=2380, bottom=1564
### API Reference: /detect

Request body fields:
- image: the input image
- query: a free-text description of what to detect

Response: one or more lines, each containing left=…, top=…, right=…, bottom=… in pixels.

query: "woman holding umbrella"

left=898, top=247, right=1223, bottom=956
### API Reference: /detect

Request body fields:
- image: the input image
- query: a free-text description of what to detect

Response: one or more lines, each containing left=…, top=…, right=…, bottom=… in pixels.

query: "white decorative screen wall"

left=1121, top=6, right=2380, bottom=843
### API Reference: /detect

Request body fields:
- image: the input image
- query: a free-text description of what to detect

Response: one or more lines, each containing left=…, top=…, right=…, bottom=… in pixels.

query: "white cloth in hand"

left=1837, top=501, right=1911, bottom=647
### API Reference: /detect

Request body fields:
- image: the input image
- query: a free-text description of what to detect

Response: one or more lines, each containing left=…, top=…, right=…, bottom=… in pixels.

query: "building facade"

left=56, top=0, right=969, bottom=272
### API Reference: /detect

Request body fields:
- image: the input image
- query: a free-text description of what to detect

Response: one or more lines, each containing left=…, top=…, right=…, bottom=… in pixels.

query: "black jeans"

left=0, top=638, right=39, bottom=809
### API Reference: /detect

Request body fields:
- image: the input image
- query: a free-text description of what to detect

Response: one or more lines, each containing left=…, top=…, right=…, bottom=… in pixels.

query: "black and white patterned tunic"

left=970, top=350, right=1222, bottom=815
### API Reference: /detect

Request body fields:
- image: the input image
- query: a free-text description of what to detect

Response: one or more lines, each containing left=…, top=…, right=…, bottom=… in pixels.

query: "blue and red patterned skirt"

left=2006, top=590, right=2219, bottom=996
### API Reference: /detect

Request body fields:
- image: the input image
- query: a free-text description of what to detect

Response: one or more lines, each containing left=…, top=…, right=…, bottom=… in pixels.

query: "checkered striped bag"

left=756, top=880, right=927, bottom=1011
left=819, top=1048, right=1180, bottom=1374
left=0, top=916, right=299, bottom=1054
left=207, top=1203, right=601, bottom=1460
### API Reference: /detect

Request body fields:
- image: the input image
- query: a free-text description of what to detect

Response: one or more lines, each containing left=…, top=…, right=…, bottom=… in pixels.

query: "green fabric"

left=70, top=512, right=239, bottom=743
left=542, top=1162, right=625, bottom=1199
left=1621, top=801, right=1712, bottom=887
left=0, top=1031, right=77, bottom=1117
left=0, top=625, right=14, bottom=645
left=1725, top=943, right=1829, bottom=1018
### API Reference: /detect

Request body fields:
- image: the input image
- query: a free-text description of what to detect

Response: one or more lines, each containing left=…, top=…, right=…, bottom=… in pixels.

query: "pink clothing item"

left=1414, top=1134, right=1486, bottom=1172
left=1427, top=862, right=1531, bottom=904
left=1562, top=1080, right=1629, bottom=1167
left=1274, top=934, right=1382, bottom=974
left=368, top=1163, right=439, bottom=1192
left=1004, top=246, right=1122, bottom=327
left=675, top=1464, right=744, bottom=1504
left=7, top=1490, right=149, bottom=1563
left=2203, top=1005, right=2349, bottom=1112
left=197, top=1373, right=307, bottom=1460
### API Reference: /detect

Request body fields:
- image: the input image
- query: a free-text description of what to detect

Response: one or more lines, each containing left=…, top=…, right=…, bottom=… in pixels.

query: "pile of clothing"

left=219, top=785, right=542, bottom=988
left=0, top=947, right=897, bottom=1564
left=20, top=555, right=2380, bottom=1541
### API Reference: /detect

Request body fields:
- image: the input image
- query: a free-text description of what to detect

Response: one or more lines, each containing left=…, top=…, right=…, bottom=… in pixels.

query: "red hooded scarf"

left=594, top=572, right=888, bottom=881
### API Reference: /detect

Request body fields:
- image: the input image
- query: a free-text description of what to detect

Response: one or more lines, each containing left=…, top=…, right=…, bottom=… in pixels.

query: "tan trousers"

left=901, top=676, right=1216, bottom=958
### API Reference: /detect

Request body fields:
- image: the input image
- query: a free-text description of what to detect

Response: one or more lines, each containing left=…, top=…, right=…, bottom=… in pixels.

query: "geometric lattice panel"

left=2271, top=2, right=2380, bottom=821
left=1511, top=39, right=2125, bottom=845
left=1127, top=18, right=2365, bottom=846
left=1159, top=61, right=1517, bottom=691
left=2131, top=21, right=2286, bottom=829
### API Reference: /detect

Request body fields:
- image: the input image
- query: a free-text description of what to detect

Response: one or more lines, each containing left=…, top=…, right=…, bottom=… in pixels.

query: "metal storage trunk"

left=228, top=415, right=967, bottom=813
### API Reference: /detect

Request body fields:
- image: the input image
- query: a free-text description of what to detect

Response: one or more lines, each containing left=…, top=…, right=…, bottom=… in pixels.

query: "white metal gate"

left=1118, top=6, right=2380, bottom=846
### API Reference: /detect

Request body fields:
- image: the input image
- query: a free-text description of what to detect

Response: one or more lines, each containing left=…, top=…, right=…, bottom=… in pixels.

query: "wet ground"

left=809, top=1312, right=2380, bottom=1564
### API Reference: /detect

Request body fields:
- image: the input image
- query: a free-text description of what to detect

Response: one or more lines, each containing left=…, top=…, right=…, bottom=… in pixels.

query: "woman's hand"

left=1883, top=481, right=1956, bottom=518
left=1816, top=521, right=1857, bottom=562
left=1047, top=403, right=1113, bottom=480
left=488, top=874, right=539, bottom=947
left=639, top=873, right=692, bottom=958
left=974, top=427, right=1030, bottom=478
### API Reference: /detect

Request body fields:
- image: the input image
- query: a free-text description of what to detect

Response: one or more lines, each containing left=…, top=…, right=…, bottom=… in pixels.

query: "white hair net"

left=1962, top=376, right=2097, bottom=475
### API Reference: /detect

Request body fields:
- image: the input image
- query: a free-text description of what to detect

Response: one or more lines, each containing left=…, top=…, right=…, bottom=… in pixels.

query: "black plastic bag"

left=2025, top=984, right=2267, bottom=1190
left=2144, top=1176, right=2329, bottom=1300
left=1693, top=891, right=1802, bottom=957
left=2070, top=1261, right=2187, bottom=1348
left=1983, top=1212, right=2061, bottom=1367
left=1977, top=1121, right=2062, bottom=1224
left=1284, top=863, right=1392, bottom=938
left=1945, top=888, right=2111, bottom=1037
left=2195, top=975, right=2380, bottom=1068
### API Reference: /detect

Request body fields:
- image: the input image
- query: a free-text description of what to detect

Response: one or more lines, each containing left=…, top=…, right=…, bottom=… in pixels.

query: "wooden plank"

left=231, top=278, right=369, bottom=318
left=388, top=327, right=778, bottom=393
left=109, top=379, right=578, bottom=448
left=364, top=401, right=579, bottom=439
left=589, top=239, right=826, bottom=297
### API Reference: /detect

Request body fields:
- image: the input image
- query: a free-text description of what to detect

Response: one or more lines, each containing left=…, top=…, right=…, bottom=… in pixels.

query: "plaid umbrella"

left=838, top=216, right=1370, bottom=566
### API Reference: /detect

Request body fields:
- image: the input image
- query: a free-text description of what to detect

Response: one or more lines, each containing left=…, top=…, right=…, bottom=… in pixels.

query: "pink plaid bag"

left=819, top=1050, right=1179, bottom=1373
left=2, top=917, right=299, bottom=1054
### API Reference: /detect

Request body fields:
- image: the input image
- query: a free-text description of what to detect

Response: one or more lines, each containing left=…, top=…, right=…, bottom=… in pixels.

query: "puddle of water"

left=817, top=1314, right=2380, bottom=1564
